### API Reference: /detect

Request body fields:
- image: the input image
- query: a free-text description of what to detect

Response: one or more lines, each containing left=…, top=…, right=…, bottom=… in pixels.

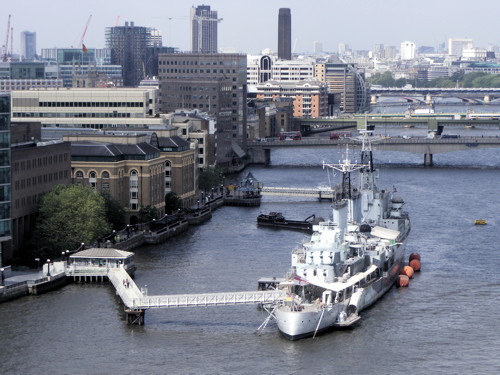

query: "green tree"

left=369, top=71, right=396, bottom=87
left=34, top=185, right=110, bottom=258
left=102, top=192, right=126, bottom=230
left=164, top=192, right=182, bottom=214
left=139, top=205, right=160, bottom=223
left=199, top=166, right=225, bottom=192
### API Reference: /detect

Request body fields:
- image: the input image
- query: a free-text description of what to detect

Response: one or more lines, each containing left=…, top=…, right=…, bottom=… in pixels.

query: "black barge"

left=256, top=212, right=320, bottom=232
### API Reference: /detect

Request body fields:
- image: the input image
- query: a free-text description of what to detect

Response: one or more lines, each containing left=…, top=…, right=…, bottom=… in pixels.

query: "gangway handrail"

left=135, top=290, right=286, bottom=309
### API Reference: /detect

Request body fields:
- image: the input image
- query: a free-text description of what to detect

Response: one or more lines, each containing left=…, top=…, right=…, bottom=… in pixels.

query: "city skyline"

left=2, top=0, right=500, bottom=55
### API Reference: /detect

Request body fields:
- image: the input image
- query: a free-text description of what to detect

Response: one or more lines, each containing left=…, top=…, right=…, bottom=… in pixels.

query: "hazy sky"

left=2, top=0, right=499, bottom=55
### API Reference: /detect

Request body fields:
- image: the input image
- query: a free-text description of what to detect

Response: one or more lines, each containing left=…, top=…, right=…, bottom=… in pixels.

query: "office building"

left=247, top=55, right=315, bottom=85
left=254, top=80, right=328, bottom=118
left=105, top=22, right=163, bottom=86
left=313, top=41, right=323, bottom=54
left=0, top=94, right=11, bottom=266
left=190, top=5, right=220, bottom=53
left=40, top=47, right=111, bottom=65
left=11, top=122, right=71, bottom=257
left=11, top=88, right=161, bottom=129
left=448, top=38, right=474, bottom=57
left=0, top=61, right=61, bottom=92
left=59, top=65, right=123, bottom=88
left=400, top=41, right=416, bottom=60
left=20, top=32, right=37, bottom=60
left=462, top=48, right=488, bottom=60
left=278, top=8, right=292, bottom=60
left=320, top=62, right=368, bottom=114
left=168, top=111, right=213, bottom=169
left=0, top=78, right=63, bottom=92
left=338, top=43, right=348, bottom=56
left=384, top=46, right=397, bottom=59
left=158, top=53, right=247, bottom=169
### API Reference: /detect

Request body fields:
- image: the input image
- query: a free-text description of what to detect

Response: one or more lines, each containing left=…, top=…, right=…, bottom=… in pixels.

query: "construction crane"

left=9, top=27, right=13, bottom=61
left=2, top=14, right=11, bottom=62
left=79, top=14, right=92, bottom=48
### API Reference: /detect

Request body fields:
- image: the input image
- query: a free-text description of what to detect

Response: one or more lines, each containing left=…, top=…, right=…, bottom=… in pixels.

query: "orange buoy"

left=409, top=253, right=421, bottom=262
left=400, top=265, right=414, bottom=279
left=409, top=259, right=421, bottom=272
left=396, top=274, right=409, bottom=287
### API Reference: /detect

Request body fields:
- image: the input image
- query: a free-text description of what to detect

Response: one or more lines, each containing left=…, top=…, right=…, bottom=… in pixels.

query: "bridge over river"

left=247, top=136, right=500, bottom=166
left=294, top=116, right=500, bottom=136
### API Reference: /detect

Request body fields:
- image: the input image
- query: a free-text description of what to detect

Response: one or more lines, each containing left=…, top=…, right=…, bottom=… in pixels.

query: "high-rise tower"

left=190, top=5, right=220, bottom=53
left=105, top=22, right=162, bottom=86
left=278, top=8, right=291, bottom=60
left=20, top=31, right=37, bottom=60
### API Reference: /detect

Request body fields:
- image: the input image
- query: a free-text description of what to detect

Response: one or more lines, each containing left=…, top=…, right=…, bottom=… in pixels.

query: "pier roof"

left=70, top=248, right=134, bottom=259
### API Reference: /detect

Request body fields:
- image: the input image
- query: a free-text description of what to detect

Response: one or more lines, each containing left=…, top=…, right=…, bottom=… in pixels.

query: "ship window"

left=345, top=287, right=352, bottom=299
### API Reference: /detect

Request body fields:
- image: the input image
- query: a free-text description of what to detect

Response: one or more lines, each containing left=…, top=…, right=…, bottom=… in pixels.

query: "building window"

left=129, top=169, right=139, bottom=188
left=102, top=171, right=110, bottom=179
left=165, top=161, right=171, bottom=177
left=89, top=171, right=97, bottom=189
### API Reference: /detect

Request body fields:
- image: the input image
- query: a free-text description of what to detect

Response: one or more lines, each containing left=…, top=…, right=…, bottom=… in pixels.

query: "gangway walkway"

left=135, top=290, right=286, bottom=309
left=106, top=267, right=285, bottom=324
left=261, top=186, right=337, bottom=200
left=108, top=267, right=142, bottom=309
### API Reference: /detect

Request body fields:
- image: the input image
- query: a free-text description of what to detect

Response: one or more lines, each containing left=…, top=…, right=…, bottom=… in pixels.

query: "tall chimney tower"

left=278, top=8, right=291, bottom=60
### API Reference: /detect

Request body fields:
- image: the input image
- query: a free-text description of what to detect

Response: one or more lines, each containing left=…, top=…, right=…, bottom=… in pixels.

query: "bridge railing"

left=135, top=290, right=286, bottom=309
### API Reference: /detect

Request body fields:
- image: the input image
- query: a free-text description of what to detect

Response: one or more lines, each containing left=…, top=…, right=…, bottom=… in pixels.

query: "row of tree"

left=369, top=71, right=500, bottom=89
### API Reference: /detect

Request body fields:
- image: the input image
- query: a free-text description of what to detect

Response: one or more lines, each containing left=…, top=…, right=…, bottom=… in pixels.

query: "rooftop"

left=70, top=248, right=134, bottom=259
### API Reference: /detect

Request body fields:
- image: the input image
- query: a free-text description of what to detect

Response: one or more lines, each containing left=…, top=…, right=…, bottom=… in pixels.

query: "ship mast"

left=323, top=146, right=368, bottom=223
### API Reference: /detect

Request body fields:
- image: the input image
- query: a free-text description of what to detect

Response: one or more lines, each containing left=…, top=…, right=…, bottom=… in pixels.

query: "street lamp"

left=61, top=251, right=66, bottom=261
left=46, top=260, right=51, bottom=277
left=197, top=199, right=200, bottom=210
left=35, top=258, right=40, bottom=271
left=1, top=268, right=4, bottom=286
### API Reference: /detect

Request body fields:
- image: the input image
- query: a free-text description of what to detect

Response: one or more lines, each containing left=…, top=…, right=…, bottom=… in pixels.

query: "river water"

left=1, top=103, right=500, bottom=375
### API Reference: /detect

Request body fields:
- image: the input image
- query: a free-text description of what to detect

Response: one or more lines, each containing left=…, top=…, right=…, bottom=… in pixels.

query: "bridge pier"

left=125, top=308, right=145, bottom=325
left=484, top=95, right=491, bottom=104
left=371, top=94, right=378, bottom=104
left=424, top=153, right=433, bottom=167
left=425, top=94, right=433, bottom=105
left=248, top=148, right=271, bottom=165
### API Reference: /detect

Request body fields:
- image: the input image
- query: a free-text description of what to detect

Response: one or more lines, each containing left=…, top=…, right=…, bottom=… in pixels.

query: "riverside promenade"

left=0, top=193, right=226, bottom=304
left=0, top=262, right=67, bottom=302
